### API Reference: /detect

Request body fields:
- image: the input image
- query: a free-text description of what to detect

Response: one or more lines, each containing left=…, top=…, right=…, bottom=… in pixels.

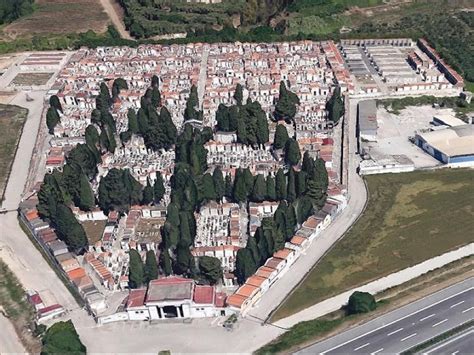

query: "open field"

left=272, top=169, right=474, bottom=321
left=0, top=104, right=28, bottom=202
left=260, top=256, right=473, bottom=354
left=0, top=0, right=110, bottom=41
left=0, top=259, right=41, bottom=352
left=10, top=72, right=54, bottom=86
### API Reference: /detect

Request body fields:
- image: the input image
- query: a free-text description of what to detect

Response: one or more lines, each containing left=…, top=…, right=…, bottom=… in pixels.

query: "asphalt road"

left=297, top=278, right=474, bottom=354
left=424, top=328, right=474, bottom=355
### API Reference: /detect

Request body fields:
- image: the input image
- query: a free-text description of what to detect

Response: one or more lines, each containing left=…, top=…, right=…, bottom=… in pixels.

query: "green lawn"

left=272, top=169, right=474, bottom=321
left=0, top=104, right=28, bottom=201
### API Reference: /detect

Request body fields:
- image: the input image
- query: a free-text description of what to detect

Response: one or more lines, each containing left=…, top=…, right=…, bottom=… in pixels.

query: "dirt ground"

left=10, top=72, right=54, bottom=86
left=1, top=0, right=110, bottom=40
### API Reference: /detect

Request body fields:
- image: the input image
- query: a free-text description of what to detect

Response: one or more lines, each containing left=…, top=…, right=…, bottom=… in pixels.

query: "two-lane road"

left=297, top=278, right=473, bottom=354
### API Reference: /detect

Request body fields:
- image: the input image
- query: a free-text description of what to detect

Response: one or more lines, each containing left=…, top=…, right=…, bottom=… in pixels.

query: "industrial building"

left=415, top=125, right=474, bottom=167
left=357, top=100, right=378, bottom=142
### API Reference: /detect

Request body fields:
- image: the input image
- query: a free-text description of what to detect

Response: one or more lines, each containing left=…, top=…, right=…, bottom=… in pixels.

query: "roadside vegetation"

left=0, top=104, right=28, bottom=201
left=259, top=255, right=473, bottom=354
left=0, top=0, right=34, bottom=25
left=272, top=169, right=474, bottom=321
left=377, top=95, right=474, bottom=121
left=0, top=258, right=41, bottom=352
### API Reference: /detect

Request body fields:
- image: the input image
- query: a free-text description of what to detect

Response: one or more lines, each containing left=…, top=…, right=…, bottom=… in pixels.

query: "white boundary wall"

left=275, top=243, right=474, bottom=328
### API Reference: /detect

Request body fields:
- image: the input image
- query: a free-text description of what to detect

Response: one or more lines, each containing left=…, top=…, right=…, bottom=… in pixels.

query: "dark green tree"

left=235, top=248, right=257, bottom=285
left=174, top=241, right=192, bottom=275
left=129, top=249, right=144, bottom=288
left=151, top=75, right=160, bottom=88
left=347, top=291, right=377, bottom=315
left=273, top=124, right=289, bottom=149
left=234, top=83, right=244, bottom=106
left=275, top=168, right=287, bottom=200
left=127, top=108, right=139, bottom=134
left=54, top=203, right=88, bottom=252
left=285, top=138, right=301, bottom=166
left=153, top=172, right=165, bottom=203
left=224, top=174, right=233, bottom=199
left=151, top=86, right=161, bottom=107
left=265, top=175, right=276, bottom=201
left=49, top=95, right=63, bottom=113
left=251, top=174, right=266, bottom=202
left=212, top=167, right=225, bottom=202
left=144, top=250, right=159, bottom=283
left=142, top=178, right=154, bottom=205
left=326, top=86, right=345, bottom=123
left=98, top=168, right=143, bottom=213
left=198, top=256, right=223, bottom=285
left=274, top=81, right=299, bottom=122
left=160, top=248, right=172, bottom=276
left=287, top=168, right=297, bottom=202
left=41, top=320, right=86, bottom=355
left=46, top=107, right=60, bottom=134
left=77, top=173, right=95, bottom=211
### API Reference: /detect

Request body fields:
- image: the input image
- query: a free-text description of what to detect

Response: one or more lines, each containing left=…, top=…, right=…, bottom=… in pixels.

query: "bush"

left=347, top=291, right=376, bottom=315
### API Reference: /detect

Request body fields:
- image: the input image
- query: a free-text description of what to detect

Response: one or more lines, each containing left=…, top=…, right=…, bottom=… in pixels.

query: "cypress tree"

left=160, top=248, right=172, bottom=276
left=142, top=178, right=154, bottom=205
left=233, top=169, right=248, bottom=203
left=251, top=174, right=266, bottom=202
left=128, top=249, right=144, bottom=289
left=137, top=108, right=149, bottom=134
left=287, top=168, right=297, bottom=202
left=234, top=83, right=243, bottom=106
left=200, top=173, right=216, bottom=202
left=273, top=124, right=289, bottom=149
left=275, top=168, right=287, bottom=200
left=285, top=138, right=301, bottom=166
left=127, top=108, right=139, bottom=134
left=77, top=173, right=95, bottom=211
left=151, top=86, right=161, bottom=107
left=224, top=174, right=233, bottom=199
left=153, top=172, right=165, bottom=203
left=265, top=175, right=276, bottom=201
left=235, top=248, right=257, bottom=285
left=49, top=95, right=63, bottom=113
left=166, top=202, right=180, bottom=226
left=144, top=250, right=159, bottom=283
left=246, top=235, right=261, bottom=266
left=179, top=212, right=192, bottom=246
left=46, top=107, right=60, bottom=134
left=255, top=112, right=269, bottom=145
left=296, top=170, right=307, bottom=197
left=212, top=167, right=225, bottom=202
left=151, top=75, right=160, bottom=88
left=175, top=241, right=192, bottom=275
left=326, top=86, right=345, bottom=123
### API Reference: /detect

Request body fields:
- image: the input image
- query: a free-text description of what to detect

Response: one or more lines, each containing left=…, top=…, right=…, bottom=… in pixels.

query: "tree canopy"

left=326, top=86, right=345, bottom=123
left=41, top=320, right=86, bottom=355
left=98, top=168, right=143, bottom=214
left=274, top=81, right=300, bottom=122
left=347, top=291, right=377, bottom=315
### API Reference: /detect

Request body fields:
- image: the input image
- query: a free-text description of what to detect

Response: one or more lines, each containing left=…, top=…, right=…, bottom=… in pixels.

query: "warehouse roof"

left=418, top=124, right=474, bottom=157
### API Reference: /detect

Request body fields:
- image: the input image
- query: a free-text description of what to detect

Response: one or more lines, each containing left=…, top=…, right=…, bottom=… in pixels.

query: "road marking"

left=419, top=313, right=435, bottom=321
left=452, top=351, right=459, bottom=355
left=353, top=343, right=370, bottom=351
left=450, top=300, right=465, bottom=308
left=400, top=333, right=417, bottom=342
left=424, top=329, right=474, bottom=354
left=319, top=285, right=473, bottom=354
left=462, top=306, right=473, bottom=313
left=387, top=328, right=404, bottom=336
left=371, top=348, right=384, bottom=354
left=432, top=319, right=448, bottom=327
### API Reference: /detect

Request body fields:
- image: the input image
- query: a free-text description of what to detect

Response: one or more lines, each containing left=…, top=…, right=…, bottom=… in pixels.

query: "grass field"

left=0, top=259, right=40, bottom=352
left=272, top=169, right=474, bottom=321
left=0, top=104, right=28, bottom=202
left=0, top=0, right=109, bottom=41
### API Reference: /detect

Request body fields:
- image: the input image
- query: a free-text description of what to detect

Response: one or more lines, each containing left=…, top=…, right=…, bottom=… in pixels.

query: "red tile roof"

left=193, top=285, right=215, bottom=304
left=127, top=289, right=147, bottom=308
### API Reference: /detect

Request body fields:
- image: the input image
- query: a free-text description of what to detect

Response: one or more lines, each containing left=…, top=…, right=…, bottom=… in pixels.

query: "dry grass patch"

left=81, top=220, right=107, bottom=245
left=10, top=72, right=54, bottom=86
left=1, top=0, right=109, bottom=41
left=273, top=169, right=474, bottom=321
left=0, top=104, right=28, bottom=201
left=0, top=259, right=41, bottom=352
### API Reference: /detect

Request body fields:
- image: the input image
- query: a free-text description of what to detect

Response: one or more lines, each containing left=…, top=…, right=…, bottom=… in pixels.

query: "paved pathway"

left=99, top=0, right=133, bottom=40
